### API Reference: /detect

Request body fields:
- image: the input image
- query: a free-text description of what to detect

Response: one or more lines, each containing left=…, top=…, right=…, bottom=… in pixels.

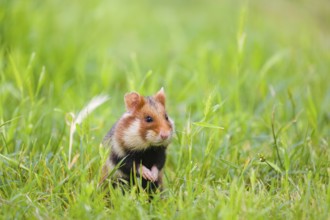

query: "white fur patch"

left=123, top=119, right=149, bottom=150
left=111, top=138, right=126, bottom=157
left=121, top=112, right=131, bottom=119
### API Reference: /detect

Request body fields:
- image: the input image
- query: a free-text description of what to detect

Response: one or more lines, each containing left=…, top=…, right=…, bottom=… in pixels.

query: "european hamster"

left=100, top=88, right=174, bottom=191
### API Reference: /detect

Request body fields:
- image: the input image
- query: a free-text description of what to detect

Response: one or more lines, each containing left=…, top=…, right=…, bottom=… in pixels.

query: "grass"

left=0, top=0, right=329, bottom=219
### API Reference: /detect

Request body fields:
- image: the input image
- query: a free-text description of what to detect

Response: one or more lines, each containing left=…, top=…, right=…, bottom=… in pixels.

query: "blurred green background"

left=0, top=0, right=329, bottom=218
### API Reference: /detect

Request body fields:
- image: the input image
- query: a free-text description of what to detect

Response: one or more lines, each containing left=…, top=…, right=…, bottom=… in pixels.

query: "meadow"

left=0, top=0, right=329, bottom=219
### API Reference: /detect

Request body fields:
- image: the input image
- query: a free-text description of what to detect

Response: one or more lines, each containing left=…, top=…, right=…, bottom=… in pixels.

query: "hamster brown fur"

left=100, top=88, right=174, bottom=191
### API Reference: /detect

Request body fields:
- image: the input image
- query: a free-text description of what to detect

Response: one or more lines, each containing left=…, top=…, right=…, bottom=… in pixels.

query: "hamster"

left=100, top=88, right=174, bottom=191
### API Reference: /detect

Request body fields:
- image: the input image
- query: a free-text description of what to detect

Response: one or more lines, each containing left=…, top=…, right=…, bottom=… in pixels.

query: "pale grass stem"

left=67, top=95, right=110, bottom=169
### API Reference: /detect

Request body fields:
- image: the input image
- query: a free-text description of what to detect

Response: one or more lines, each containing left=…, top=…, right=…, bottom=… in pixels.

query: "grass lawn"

left=1, top=0, right=329, bottom=219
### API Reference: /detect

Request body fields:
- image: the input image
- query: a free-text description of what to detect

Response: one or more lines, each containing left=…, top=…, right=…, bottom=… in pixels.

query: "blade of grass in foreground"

left=0, top=154, right=30, bottom=171
left=193, top=122, right=224, bottom=130
left=67, top=95, right=110, bottom=169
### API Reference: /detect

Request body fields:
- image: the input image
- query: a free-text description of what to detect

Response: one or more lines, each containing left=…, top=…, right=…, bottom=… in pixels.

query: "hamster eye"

left=145, top=116, right=153, bottom=123
left=165, top=114, right=169, bottom=121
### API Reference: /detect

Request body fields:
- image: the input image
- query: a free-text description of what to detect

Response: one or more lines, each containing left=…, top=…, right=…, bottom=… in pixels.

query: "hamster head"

left=121, top=88, right=174, bottom=150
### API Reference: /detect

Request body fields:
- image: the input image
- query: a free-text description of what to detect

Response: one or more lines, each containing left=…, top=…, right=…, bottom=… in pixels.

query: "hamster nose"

left=160, top=131, right=169, bottom=140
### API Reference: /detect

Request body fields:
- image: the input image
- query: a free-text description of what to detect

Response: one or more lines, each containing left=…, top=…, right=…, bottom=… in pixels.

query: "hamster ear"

left=124, top=92, right=144, bottom=112
left=154, top=87, right=166, bottom=107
